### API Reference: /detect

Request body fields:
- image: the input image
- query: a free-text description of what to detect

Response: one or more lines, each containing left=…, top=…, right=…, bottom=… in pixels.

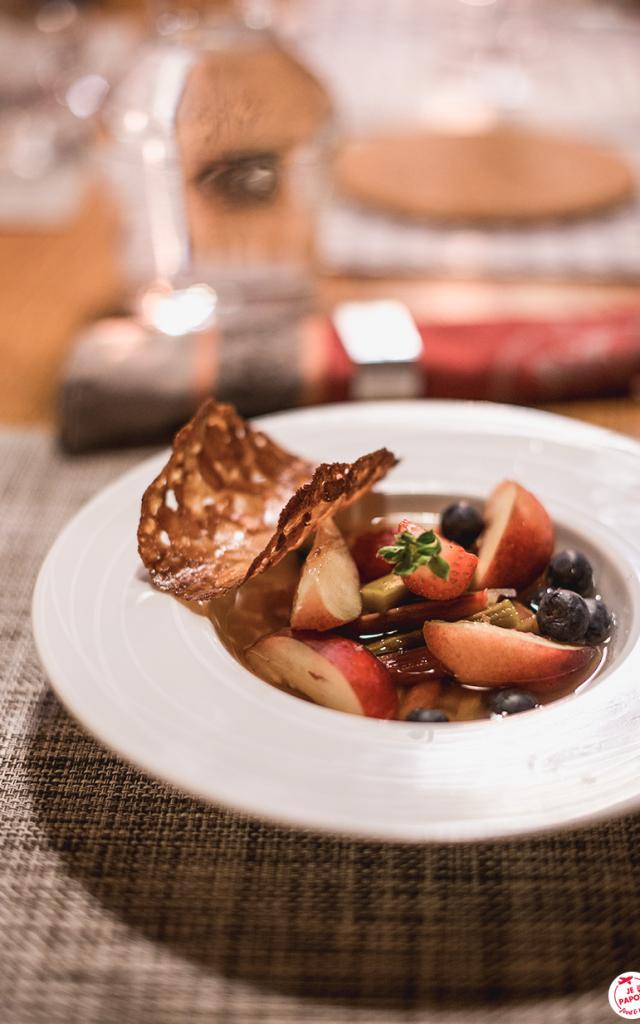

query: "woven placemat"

left=1, top=428, right=638, bottom=1024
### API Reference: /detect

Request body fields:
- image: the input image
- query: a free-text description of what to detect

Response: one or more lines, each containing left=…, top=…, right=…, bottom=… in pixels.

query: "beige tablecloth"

left=1, top=428, right=638, bottom=1024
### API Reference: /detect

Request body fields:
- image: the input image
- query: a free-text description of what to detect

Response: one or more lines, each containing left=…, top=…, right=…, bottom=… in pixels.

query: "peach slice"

left=291, top=518, right=362, bottom=631
left=423, top=619, right=595, bottom=685
left=474, top=480, right=554, bottom=590
left=246, top=629, right=397, bottom=718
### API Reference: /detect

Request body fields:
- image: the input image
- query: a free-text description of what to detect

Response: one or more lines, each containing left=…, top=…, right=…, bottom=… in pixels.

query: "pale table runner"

left=1, top=428, right=638, bottom=1024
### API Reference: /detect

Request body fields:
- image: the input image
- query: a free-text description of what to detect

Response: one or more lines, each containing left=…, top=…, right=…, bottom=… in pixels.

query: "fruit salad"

left=217, top=481, right=613, bottom=722
left=137, top=401, right=613, bottom=724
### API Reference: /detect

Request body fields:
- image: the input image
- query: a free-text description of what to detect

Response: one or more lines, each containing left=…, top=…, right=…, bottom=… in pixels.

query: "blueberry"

left=528, top=586, right=554, bottom=612
left=537, top=588, right=589, bottom=643
left=584, top=597, right=613, bottom=644
left=547, top=549, right=593, bottom=595
left=406, top=708, right=449, bottom=723
left=440, top=501, right=484, bottom=548
left=489, top=688, right=538, bottom=716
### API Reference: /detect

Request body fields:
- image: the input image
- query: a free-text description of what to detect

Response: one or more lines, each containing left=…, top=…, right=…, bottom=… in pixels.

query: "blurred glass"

left=0, top=1, right=89, bottom=225
left=0, top=0, right=134, bottom=228
left=101, top=0, right=332, bottom=338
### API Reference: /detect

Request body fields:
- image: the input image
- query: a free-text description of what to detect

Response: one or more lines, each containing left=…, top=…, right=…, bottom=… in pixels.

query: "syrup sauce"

left=208, top=529, right=608, bottom=722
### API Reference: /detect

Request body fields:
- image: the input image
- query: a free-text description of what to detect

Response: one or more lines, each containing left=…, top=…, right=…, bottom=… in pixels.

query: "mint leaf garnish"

left=377, top=529, right=450, bottom=580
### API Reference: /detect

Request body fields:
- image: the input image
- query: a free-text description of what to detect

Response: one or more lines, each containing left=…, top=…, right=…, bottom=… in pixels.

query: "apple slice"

left=474, top=480, right=554, bottom=590
left=246, top=629, right=397, bottom=719
left=423, top=619, right=595, bottom=685
left=291, top=518, right=362, bottom=631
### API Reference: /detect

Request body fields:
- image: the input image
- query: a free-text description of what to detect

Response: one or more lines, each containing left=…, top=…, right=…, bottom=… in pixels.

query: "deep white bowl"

left=32, top=401, right=640, bottom=841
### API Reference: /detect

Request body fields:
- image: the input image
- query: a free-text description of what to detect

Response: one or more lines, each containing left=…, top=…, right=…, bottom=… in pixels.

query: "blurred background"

left=3, top=0, right=640, bottom=448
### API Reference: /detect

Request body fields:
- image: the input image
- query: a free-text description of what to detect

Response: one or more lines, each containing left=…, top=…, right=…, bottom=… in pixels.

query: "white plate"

left=33, top=401, right=640, bottom=842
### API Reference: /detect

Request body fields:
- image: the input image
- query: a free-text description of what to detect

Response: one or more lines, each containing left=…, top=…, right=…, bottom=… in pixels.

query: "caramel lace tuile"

left=138, top=401, right=397, bottom=601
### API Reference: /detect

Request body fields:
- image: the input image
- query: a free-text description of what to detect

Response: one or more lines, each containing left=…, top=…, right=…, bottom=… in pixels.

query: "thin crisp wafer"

left=138, top=400, right=397, bottom=600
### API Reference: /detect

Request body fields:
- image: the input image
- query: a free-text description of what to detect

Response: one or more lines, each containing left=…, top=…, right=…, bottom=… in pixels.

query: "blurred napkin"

left=59, top=303, right=640, bottom=452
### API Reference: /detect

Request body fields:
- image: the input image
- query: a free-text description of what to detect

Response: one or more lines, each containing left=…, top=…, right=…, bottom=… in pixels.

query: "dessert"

left=138, top=401, right=613, bottom=723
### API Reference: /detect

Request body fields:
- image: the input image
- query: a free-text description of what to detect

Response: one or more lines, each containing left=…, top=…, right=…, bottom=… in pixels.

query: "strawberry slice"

left=378, top=519, right=478, bottom=600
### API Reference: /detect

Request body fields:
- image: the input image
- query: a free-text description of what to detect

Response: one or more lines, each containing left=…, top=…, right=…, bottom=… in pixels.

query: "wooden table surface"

left=2, top=185, right=640, bottom=440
